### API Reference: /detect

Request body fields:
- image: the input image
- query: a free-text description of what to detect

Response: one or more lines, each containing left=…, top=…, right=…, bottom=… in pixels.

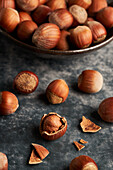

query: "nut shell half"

left=40, top=112, right=67, bottom=140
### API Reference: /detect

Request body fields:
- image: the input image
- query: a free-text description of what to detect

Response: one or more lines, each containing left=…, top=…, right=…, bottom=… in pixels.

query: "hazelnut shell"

left=39, top=112, right=67, bottom=140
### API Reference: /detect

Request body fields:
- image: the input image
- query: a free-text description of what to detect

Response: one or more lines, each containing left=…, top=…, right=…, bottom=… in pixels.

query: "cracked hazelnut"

left=0, top=152, right=8, bottom=170
left=13, top=70, right=39, bottom=94
left=46, top=79, right=69, bottom=104
left=40, top=112, right=67, bottom=140
left=69, top=155, right=98, bottom=170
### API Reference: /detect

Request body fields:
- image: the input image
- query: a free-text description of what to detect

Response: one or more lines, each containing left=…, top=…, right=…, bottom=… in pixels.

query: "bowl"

left=0, top=0, right=113, bottom=57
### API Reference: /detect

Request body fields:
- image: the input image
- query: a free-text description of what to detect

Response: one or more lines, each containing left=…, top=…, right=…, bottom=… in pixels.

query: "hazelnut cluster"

left=0, top=0, right=113, bottom=51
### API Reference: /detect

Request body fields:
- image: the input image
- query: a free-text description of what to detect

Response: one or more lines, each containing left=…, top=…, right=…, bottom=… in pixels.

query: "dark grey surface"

left=0, top=32, right=113, bottom=170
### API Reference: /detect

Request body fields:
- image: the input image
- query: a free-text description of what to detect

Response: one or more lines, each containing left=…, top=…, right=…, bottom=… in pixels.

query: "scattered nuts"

left=96, top=6, right=113, bottom=28
left=13, top=70, right=39, bottom=94
left=98, top=97, right=113, bottom=122
left=73, top=141, right=85, bottom=151
left=0, top=0, right=15, bottom=9
left=46, top=0, right=66, bottom=11
left=29, top=143, right=49, bottom=164
left=16, top=0, right=40, bottom=12
left=78, top=70, right=103, bottom=93
left=0, top=152, right=8, bottom=170
left=40, top=112, right=67, bottom=140
left=68, top=0, right=92, bottom=9
left=32, top=5, right=52, bottom=25
left=69, top=5, right=88, bottom=27
left=88, top=0, right=108, bottom=17
left=19, top=11, right=32, bottom=23
left=32, top=23, right=61, bottom=49
left=70, top=26, right=92, bottom=49
left=56, top=30, right=70, bottom=51
left=0, top=8, right=20, bottom=33
left=86, top=21, right=107, bottom=44
left=49, top=8, right=73, bottom=30
left=80, top=116, right=101, bottom=132
left=69, top=155, right=98, bottom=170
left=0, top=91, right=19, bottom=115
left=46, top=79, right=69, bottom=104
left=80, top=139, right=88, bottom=144
left=17, top=20, right=38, bottom=41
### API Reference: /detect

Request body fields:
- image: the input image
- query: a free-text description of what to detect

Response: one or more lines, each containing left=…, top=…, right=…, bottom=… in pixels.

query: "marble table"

left=0, top=32, right=113, bottom=170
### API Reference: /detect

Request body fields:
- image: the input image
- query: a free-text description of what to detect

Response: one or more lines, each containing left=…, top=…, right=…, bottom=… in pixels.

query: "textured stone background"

left=0, top=30, right=113, bottom=170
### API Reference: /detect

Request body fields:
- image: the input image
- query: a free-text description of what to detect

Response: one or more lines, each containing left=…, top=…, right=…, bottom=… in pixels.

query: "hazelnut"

left=46, top=79, right=69, bottom=104
left=13, top=70, right=39, bottom=94
left=40, top=112, right=67, bottom=140
left=96, top=7, right=113, bottom=28
left=78, top=70, right=103, bottom=93
left=32, top=23, right=61, bottom=50
left=0, top=91, right=19, bottom=115
left=56, top=30, right=70, bottom=51
left=70, top=26, right=92, bottom=49
left=0, top=0, right=15, bottom=9
left=32, top=5, right=52, bottom=25
left=68, top=0, right=92, bottom=9
left=0, top=8, right=20, bottom=33
left=0, top=152, right=8, bottom=170
left=49, top=8, right=73, bottom=30
left=19, top=11, right=32, bottom=23
left=86, top=21, right=107, bottom=44
left=98, top=97, right=113, bottom=122
left=69, top=5, right=88, bottom=27
left=40, top=0, right=48, bottom=5
left=69, top=155, right=98, bottom=170
left=16, top=0, right=40, bottom=12
left=88, top=0, right=108, bottom=17
left=46, top=0, right=66, bottom=11
left=17, top=20, right=38, bottom=41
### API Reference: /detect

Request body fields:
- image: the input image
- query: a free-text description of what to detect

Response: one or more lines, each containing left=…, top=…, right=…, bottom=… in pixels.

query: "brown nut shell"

left=0, top=152, right=8, bottom=170
left=0, top=0, right=15, bottom=9
left=19, top=12, right=32, bottom=23
left=69, top=155, right=98, bottom=170
left=46, top=0, right=66, bottom=11
left=46, top=79, right=69, bottom=104
left=40, top=112, right=67, bottom=140
left=98, top=97, right=113, bottom=122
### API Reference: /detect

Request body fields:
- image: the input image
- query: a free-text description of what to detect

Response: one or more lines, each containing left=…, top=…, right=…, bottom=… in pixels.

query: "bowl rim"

left=0, top=27, right=113, bottom=55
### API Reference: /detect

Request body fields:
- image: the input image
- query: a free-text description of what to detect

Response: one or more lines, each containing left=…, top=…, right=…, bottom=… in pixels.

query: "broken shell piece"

left=80, top=139, right=88, bottom=144
left=73, top=141, right=85, bottom=151
left=80, top=116, right=101, bottom=132
left=29, top=143, right=49, bottom=164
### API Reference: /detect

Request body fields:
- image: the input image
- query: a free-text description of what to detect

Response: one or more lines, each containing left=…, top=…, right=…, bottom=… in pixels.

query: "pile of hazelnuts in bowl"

left=0, top=0, right=113, bottom=51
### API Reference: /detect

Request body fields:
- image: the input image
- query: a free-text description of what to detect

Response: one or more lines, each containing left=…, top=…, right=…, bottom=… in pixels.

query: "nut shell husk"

left=40, top=112, right=67, bottom=140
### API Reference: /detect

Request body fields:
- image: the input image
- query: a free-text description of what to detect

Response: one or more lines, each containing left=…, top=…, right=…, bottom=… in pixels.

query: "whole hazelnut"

left=17, top=20, right=38, bottom=41
left=49, top=8, right=73, bottom=30
left=46, top=0, right=66, bottom=11
left=69, top=155, right=98, bottom=170
left=16, top=0, right=40, bottom=12
left=40, top=112, right=67, bottom=140
left=13, top=70, right=39, bottom=94
left=68, top=0, right=92, bottom=9
left=19, top=11, right=32, bottom=23
left=86, top=21, right=107, bottom=44
left=0, top=8, right=20, bottom=33
left=70, top=26, right=92, bottom=49
left=0, top=152, right=8, bottom=170
left=46, top=79, right=69, bottom=104
left=78, top=70, right=103, bottom=93
left=32, top=23, right=61, bottom=49
left=69, top=5, right=88, bottom=27
left=0, top=91, right=19, bottom=115
left=88, top=0, right=107, bottom=17
left=56, top=30, right=70, bottom=51
left=96, top=7, right=113, bottom=28
left=32, top=5, right=52, bottom=25
left=0, top=0, right=15, bottom=9
left=98, top=97, right=113, bottom=122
